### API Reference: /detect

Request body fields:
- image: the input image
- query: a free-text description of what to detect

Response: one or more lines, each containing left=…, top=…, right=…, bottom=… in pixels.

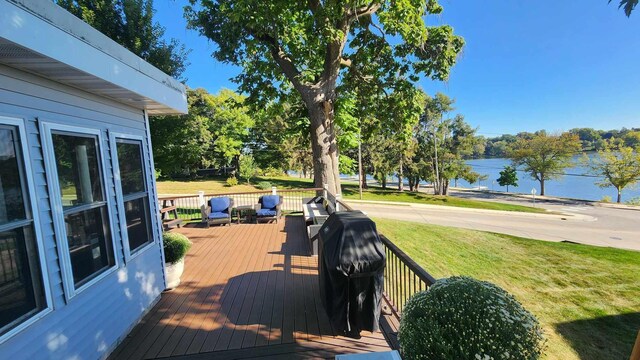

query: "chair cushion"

left=256, top=209, right=277, bottom=217
left=261, top=195, right=280, bottom=210
left=210, top=197, right=230, bottom=212
left=208, top=211, right=229, bottom=219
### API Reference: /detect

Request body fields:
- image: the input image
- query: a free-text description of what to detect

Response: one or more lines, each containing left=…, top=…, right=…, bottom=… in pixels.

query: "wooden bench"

left=302, top=197, right=336, bottom=255
left=160, top=199, right=183, bottom=230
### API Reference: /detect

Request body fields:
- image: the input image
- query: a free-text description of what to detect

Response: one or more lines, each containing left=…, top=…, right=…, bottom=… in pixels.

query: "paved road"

left=345, top=194, right=640, bottom=251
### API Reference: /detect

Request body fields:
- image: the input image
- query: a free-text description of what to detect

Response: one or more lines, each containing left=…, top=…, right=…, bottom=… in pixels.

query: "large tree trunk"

left=381, top=176, right=387, bottom=189
left=617, top=189, right=622, bottom=203
left=307, top=100, right=341, bottom=196
left=539, top=178, right=545, bottom=196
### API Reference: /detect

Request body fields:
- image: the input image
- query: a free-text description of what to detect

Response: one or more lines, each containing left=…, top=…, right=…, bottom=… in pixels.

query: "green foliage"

left=185, top=0, right=463, bottom=192
left=399, top=276, right=546, bottom=360
left=507, top=133, right=582, bottom=195
left=611, top=0, right=638, bottom=16
left=256, top=181, right=272, bottom=190
left=225, top=176, right=238, bottom=187
left=584, top=146, right=640, bottom=203
left=261, top=167, right=284, bottom=177
left=625, top=197, right=640, bottom=205
left=238, top=154, right=258, bottom=184
left=418, top=94, right=480, bottom=195
left=600, top=195, right=613, bottom=203
left=163, top=232, right=192, bottom=264
left=497, top=165, right=519, bottom=192
left=57, top=0, right=189, bottom=79
left=151, top=88, right=252, bottom=177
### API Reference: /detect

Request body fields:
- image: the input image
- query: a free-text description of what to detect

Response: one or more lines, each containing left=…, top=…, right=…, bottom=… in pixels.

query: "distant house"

left=0, top=0, right=187, bottom=358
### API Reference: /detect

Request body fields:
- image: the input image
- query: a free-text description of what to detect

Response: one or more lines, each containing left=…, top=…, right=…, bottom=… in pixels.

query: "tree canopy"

left=497, top=166, right=518, bottom=192
left=57, top=0, right=189, bottom=79
left=585, top=146, right=640, bottom=203
left=507, top=133, right=581, bottom=196
left=185, top=0, right=463, bottom=194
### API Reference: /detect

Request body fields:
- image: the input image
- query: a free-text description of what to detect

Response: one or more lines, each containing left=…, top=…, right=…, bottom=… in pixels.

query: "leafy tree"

left=611, top=0, right=638, bottom=16
left=420, top=94, right=478, bottom=195
left=584, top=146, right=640, bottom=203
left=150, top=88, right=251, bottom=177
left=238, top=153, right=258, bottom=184
left=622, top=131, right=640, bottom=149
left=185, top=0, right=464, bottom=195
left=57, top=0, right=189, bottom=79
left=507, top=133, right=581, bottom=196
left=150, top=94, right=212, bottom=177
left=497, top=165, right=519, bottom=192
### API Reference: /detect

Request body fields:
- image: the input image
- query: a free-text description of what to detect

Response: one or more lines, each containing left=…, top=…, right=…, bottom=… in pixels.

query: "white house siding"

left=0, top=63, right=165, bottom=359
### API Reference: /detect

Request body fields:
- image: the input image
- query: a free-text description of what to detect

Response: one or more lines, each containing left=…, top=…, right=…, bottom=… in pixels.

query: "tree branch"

left=348, top=2, right=381, bottom=19
left=248, top=29, right=306, bottom=91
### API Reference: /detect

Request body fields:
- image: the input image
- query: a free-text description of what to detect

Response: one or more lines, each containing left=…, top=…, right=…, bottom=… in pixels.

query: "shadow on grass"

left=555, top=312, right=640, bottom=359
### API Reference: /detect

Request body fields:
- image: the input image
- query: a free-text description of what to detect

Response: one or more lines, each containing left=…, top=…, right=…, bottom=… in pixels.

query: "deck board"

left=110, top=216, right=392, bottom=359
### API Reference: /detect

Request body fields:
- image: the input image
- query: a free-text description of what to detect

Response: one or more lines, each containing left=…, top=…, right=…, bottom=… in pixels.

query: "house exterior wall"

left=0, top=63, right=166, bottom=359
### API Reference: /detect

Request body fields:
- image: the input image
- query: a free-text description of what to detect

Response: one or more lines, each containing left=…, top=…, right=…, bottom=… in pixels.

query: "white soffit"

left=0, top=0, right=188, bottom=115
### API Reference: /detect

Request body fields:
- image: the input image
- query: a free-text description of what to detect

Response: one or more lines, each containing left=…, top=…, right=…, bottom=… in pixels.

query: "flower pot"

left=164, top=258, right=185, bottom=290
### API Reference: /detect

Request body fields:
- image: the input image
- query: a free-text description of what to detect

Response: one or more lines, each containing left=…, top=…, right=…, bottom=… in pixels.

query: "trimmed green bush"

left=625, top=197, right=640, bottom=206
left=256, top=181, right=272, bottom=190
left=163, top=232, right=192, bottom=264
left=226, top=176, right=238, bottom=187
left=399, top=276, right=545, bottom=360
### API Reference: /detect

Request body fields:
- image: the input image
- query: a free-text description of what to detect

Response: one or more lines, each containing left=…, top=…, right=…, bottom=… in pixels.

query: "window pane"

left=52, top=133, right=104, bottom=208
left=116, top=141, right=145, bottom=195
left=64, top=206, right=114, bottom=286
left=0, top=128, right=26, bottom=225
left=0, top=225, right=45, bottom=336
left=124, top=197, right=152, bottom=252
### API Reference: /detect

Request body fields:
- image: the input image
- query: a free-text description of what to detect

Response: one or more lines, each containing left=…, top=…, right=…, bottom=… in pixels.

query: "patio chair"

left=255, top=195, right=282, bottom=223
left=201, top=197, right=234, bottom=228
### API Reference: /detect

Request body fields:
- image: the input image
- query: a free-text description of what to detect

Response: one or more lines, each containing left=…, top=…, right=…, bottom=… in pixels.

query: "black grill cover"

left=318, top=211, right=385, bottom=335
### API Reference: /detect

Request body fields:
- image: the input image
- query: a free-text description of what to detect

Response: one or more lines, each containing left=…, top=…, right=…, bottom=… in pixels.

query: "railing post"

left=272, top=186, right=277, bottom=195
left=198, top=191, right=205, bottom=207
left=323, top=183, right=328, bottom=199
left=335, top=193, right=342, bottom=211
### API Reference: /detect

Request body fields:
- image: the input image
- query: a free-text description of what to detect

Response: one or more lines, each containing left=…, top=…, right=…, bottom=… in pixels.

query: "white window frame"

left=40, top=121, right=119, bottom=300
left=0, top=115, right=53, bottom=345
left=109, top=132, right=157, bottom=262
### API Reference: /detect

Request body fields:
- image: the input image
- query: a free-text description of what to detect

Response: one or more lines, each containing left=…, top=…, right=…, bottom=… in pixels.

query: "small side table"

left=235, top=205, right=254, bottom=224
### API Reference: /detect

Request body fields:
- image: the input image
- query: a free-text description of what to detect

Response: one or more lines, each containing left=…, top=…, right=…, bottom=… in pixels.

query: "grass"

left=156, top=175, right=315, bottom=194
left=374, top=218, right=640, bottom=360
left=342, top=186, right=548, bottom=213
left=157, top=176, right=545, bottom=213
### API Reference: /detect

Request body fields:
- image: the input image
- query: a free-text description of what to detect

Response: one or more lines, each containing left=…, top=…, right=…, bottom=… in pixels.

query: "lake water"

left=340, top=155, right=640, bottom=202
left=457, top=156, right=640, bottom=202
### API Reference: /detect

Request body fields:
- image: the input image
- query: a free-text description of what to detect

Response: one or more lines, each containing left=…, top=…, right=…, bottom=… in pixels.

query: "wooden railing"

left=158, top=188, right=323, bottom=221
left=335, top=197, right=436, bottom=318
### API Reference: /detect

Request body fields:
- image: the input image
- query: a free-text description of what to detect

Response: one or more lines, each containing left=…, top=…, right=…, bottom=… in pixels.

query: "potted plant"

left=399, top=276, right=546, bottom=360
left=163, top=232, right=192, bottom=290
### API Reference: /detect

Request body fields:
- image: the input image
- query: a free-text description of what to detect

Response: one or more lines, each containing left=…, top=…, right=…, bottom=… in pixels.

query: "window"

left=0, top=120, right=49, bottom=339
left=44, top=126, right=116, bottom=295
left=114, top=138, right=152, bottom=256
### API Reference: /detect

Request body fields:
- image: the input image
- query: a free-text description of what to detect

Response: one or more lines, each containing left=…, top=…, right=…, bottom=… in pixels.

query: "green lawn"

left=374, top=218, right=640, bottom=360
left=342, top=186, right=548, bottom=213
left=157, top=176, right=545, bottom=213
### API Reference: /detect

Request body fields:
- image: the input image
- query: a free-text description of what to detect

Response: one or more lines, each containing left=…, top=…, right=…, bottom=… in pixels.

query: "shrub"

left=625, top=197, right=640, bottom=206
left=600, top=195, right=612, bottom=203
left=399, top=276, right=545, bottom=360
left=163, top=232, right=192, bottom=264
left=226, top=176, right=238, bottom=187
left=256, top=181, right=272, bottom=190
left=262, top=166, right=283, bottom=177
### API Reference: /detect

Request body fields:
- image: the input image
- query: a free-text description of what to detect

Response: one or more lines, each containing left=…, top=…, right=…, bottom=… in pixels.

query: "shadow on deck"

left=110, top=215, right=392, bottom=359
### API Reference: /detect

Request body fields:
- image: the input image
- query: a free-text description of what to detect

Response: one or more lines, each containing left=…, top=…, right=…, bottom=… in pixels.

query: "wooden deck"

left=110, top=216, right=393, bottom=359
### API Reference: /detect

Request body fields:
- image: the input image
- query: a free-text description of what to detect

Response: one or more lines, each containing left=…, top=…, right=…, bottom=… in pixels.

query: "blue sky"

left=155, top=1, right=640, bottom=136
